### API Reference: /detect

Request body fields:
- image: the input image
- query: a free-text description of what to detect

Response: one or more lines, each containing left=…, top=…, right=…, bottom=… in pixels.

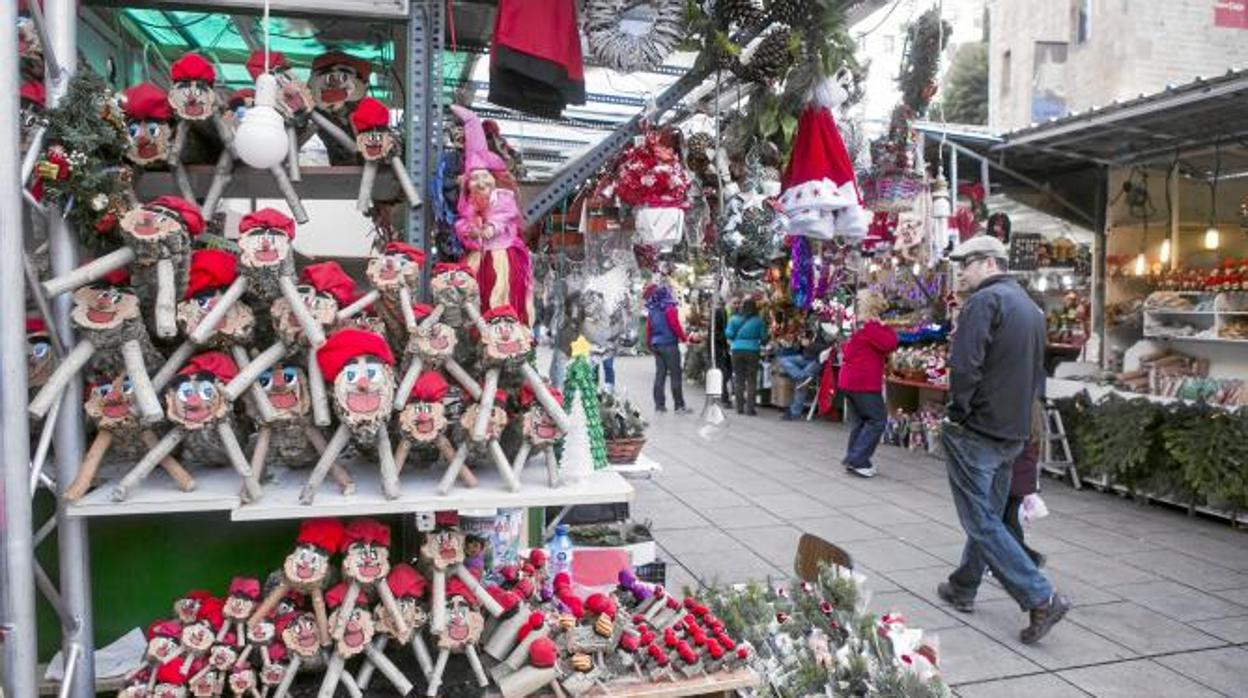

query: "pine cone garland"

left=717, top=0, right=765, bottom=27
left=684, top=132, right=716, bottom=174
left=732, top=26, right=793, bottom=83
left=768, top=0, right=812, bottom=26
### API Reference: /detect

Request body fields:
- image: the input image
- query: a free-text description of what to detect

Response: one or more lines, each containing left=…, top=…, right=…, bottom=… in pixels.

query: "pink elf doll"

left=450, top=104, right=535, bottom=326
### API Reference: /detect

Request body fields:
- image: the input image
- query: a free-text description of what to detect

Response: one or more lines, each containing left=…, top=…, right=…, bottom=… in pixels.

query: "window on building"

left=1074, top=0, right=1091, bottom=44
left=1001, top=50, right=1011, bottom=96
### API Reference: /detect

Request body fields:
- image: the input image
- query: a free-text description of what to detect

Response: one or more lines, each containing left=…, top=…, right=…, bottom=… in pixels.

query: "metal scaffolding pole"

left=0, top=0, right=39, bottom=693
left=45, top=1, right=97, bottom=695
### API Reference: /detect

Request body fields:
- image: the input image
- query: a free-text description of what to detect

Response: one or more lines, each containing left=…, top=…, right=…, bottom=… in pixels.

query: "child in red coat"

left=837, top=290, right=898, bottom=477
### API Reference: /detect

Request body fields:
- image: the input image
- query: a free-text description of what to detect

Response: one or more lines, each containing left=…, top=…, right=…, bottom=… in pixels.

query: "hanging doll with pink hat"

left=450, top=104, right=535, bottom=326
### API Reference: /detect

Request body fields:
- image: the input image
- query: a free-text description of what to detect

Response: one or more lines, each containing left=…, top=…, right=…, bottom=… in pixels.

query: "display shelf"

left=133, top=165, right=410, bottom=202
left=886, top=375, right=949, bottom=391
left=1143, top=333, right=1248, bottom=345
left=67, top=460, right=633, bottom=520
left=560, top=668, right=759, bottom=697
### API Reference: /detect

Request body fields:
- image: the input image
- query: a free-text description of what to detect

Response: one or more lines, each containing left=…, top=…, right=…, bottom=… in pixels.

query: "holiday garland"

left=562, top=354, right=608, bottom=470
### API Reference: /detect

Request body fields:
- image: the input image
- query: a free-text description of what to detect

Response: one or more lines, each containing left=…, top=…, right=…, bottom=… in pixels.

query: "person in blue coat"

left=644, top=283, right=689, bottom=414
left=725, top=298, right=769, bottom=415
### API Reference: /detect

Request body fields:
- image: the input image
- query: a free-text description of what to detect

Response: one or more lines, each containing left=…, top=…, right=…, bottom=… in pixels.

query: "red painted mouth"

left=357, top=562, right=381, bottom=578
left=343, top=625, right=365, bottom=648
left=282, top=93, right=306, bottom=112
left=181, top=404, right=211, bottom=423
left=379, top=267, right=398, bottom=281
left=132, top=221, right=160, bottom=237
left=269, top=392, right=298, bottom=409
left=498, top=340, right=521, bottom=355
left=416, top=418, right=434, bottom=434
left=254, top=248, right=279, bottom=263
left=295, top=562, right=314, bottom=580
left=183, top=102, right=205, bottom=117
left=429, top=335, right=449, bottom=351
left=365, top=144, right=384, bottom=158
left=321, top=88, right=347, bottom=103
left=449, top=623, right=468, bottom=642
left=347, top=392, right=380, bottom=413
left=536, top=424, right=558, bottom=440
left=138, top=142, right=159, bottom=160
left=103, top=403, right=130, bottom=419
left=86, top=309, right=116, bottom=324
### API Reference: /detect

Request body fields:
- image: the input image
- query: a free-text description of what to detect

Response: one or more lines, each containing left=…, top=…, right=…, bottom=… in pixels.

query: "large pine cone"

left=768, top=0, right=813, bottom=26
left=684, top=132, right=716, bottom=174
left=717, top=0, right=766, bottom=27
left=732, top=26, right=792, bottom=83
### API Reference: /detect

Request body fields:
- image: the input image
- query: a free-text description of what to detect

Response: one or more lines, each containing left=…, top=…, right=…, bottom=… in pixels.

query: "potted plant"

left=598, top=388, right=648, bottom=464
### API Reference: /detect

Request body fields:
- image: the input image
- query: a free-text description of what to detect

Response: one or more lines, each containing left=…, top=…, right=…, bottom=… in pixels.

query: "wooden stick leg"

left=511, top=442, right=532, bottom=479
left=410, top=634, right=433, bottom=679
left=310, top=110, right=357, bottom=150
left=122, top=339, right=163, bottom=425
left=228, top=344, right=279, bottom=423
left=364, top=644, right=413, bottom=695
left=155, top=258, right=177, bottom=339
left=278, top=276, right=326, bottom=347
left=268, top=165, right=308, bottom=223
left=271, top=655, right=299, bottom=698
left=306, top=348, right=331, bottom=427
left=311, top=589, right=331, bottom=647
left=455, top=565, right=504, bottom=617
left=63, top=430, right=112, bottom=501
left=305, top=426, right=355, bottom=495
left=398, top=286, right=417, bottom=332
left=172, top=163, right=197, bottom=203
left=356, top=160, right=378, bottom=213
left=464, top=644, right=488, bottom=687
left=249, top=426, right=272, bottom=486
left=375, top=584, right=409, bottom=640
left=315, top=653, right=344, bottom=698
left=425, top=649, right=449, bottom=697
left=110, top=429, right=184, bottom=501
left=444, top=359, right=482, bottom=401
left=390, top=156, right=422, bottom=208
left=354, top=637, right=387, bottom=690
left=416, top=304, right=445, bottom=332
left=331, top=581, right=361, bottom=642
left=393, top=355, right=423, bottom=411
left=521, top=363, right=572, bottom=433
left=29, top=340, right=94, bottom=419
left=337, top=667, right=363, bottom=698
left=335, top=289, right=380, bottom=322
left=430, top=570, right=446, bottom=633
left=437, top=443, right=469, bottom=495
left=300, top=424, right=349, bottom=505
left=489, top=440, right=522, bottom=492
left=376, top=424, right=400, bottom=500
left=152, top=341, right=197, bottom=393
left=471, top=369, right=501, bottom=441
left=393, top=439, right=411, bottom=474
left=247, top=582, right=290, bottom=628
left=546, top=449, right=559, bottom=488
left=201, top=150, right=234, bottom=219
left=287, top=126, right=301, bottom=182
left=189, top=277, right=248, bottom=345
left=142, top=430, right=196, bottom=492
left=218, top=422, right=261, bottom=503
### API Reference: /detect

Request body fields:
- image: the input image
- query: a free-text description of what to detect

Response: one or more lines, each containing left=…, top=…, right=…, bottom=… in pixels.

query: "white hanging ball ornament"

left=234, top=73, right=289, bottom=170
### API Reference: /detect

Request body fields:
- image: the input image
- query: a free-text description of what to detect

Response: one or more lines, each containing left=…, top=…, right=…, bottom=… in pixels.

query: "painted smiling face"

left=150, top=683, right=185, bottom=698
left=420, top=530, right=464, bottom=570
left=365, top=251, right=419, bottom=291
left=176, top=292, right=255, bottom=345
left=169, top=80, right=216, bottom=121
left=227, top=668, right=256, bottom=696
left=146, top=636, right=180, bottom=664
left=120, top=206, right=185, bottom=247
left=273, top=70, right=314, bottom=118
left=71, top=284, right=140, bottom=332
left=180, top=621, right=215, bottom=655
left=412, top=322, right=456, bottom=362
left=309, top=66, right=367, bottom=112
left=460, top=402, right=507, bottom=440
left=282, top=544, right=330, bottom=587
left=280, top=613, right=321, bottom=658
left=399, top=399, right=447, bottom=444
left=165, top=375, right=227, bottom=430
left=375, top=598, right=426, bottom=643
left=270, top=288, right=336, bottom=346
left=85, top=374, right=139, bottom=430
left=257, top=363, right=310, bottom=420
left=343, top=539, right=389, bottom=584
left=259, top=661, right=286, bottom=687
left=174, top=596, right=203, bottom=625
left=27, top=332, right=53, bottom=388
left=524, top=405, right=562, bottom=447
left=331, top=355, right=395, bottom=429
left=187, top=668, right=220, bottom=698
left=430, top=268, right=479, bottom=308
left=331, top=605, right=374, bottom=657
left=439, top=597, right=483, bottom=651
left=237, top=228, right=291, bottom=270
left=483, top=314, right=532, bottom=363
left=126, top=120, right=172, bottom=165
left=355, top=129, right=395, bottom=162
left=222, top=595, right=255, bottom=624
left=246, top=619, right=275, bottom=646
left=207, top=643, right=237, bottom=672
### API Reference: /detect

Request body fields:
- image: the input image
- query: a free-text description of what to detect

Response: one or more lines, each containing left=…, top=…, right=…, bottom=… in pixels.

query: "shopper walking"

left=644, top=283, right=689, bottom=414
left=779, top=325, right=831, bottom=421
left=725, top=298, right=768, bottom=415
left=837, top=290, right=897, bottom=477
left=1004, top=397, right=1046, bottom=568
left=938, top=235, right=1071, bottom=645
left=713, top=296, right=735, bottom=408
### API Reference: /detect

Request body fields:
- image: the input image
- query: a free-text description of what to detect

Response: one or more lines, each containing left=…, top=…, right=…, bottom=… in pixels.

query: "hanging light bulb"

left=233, top=0, right=288, bottom=170
left=911, top=262, right=921, bottom=276
left=930, top=174, right=951, bottom=220
left=1159, top=238, right=1171, bottom=264
left=698, top=367, right=728, bottom=442
left=1133, top=252, right=1147, bottom=276
left=1037, top=275, right=1049, bottom=292
left=1204, top=226, right=1220, bottom=250
left=1061, top=274, right=1073, bottom=289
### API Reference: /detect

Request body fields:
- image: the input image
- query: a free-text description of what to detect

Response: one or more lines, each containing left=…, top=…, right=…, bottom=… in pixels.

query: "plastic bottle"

left=547, top=524, right=575, bottom=580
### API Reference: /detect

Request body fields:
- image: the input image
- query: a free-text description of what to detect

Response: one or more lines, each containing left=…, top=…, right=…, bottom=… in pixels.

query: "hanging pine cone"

left=716, top=0, right=766, bottom=28
left=732, top=26, right=793, bottom=84
left=768, top=0, right=813, bottom=26
left=684, top=132, right=716, bottom=174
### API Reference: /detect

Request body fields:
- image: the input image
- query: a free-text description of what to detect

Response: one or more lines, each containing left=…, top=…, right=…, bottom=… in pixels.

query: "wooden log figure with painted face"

left=119, top=196, right=204, bottom=339
left=351, top=97, right=397, bottom=162
left=20, top=80, right=44, bottom=153
left=122, top=82, right=174, bottom=166
left=309, top=51, right=370, bottom=114
left=70, top=272, right=142, bottom=337
left=26, top=317, right=54, bottom=389
left=144, top=619, right=185, bottom=670
left=165, top=353, right=232, bottom=431
left=271, top=262, right=351, bottom=348
left=461, top=389, right=509, bottom=441
left=256, top=363, right=310, bottom=422
left=179, top=596, right=224, bottom=670
left=168, top=53, right=218, bottom=122
left=342, top=519, right=390, bottom=587
left=429, top=262, right=481, bottom=328
left=222, top=577, right=261, bottom=641
left=177, top=249, right=254, bottom=348
left=481, top=305, right=532, bottom=365
left=246, top=50, right=313, bottom=120
left=399, top=371, right=449, bottom=445
left=278, top=611, right=321, bottom=661
left=367, top=242, right=424, bottom=292
left=521, top=384, right=564, bottom=447
left=221, top=88, right=253, bottom=131
left=327, top=335, right=396, bottom=439
left=421, top=528, right=464, bottom=571
left=236, top=209, right=296, bottom=303
left=375, top=564, right=428, bottom=644
left=441, top=589, right=485, bottom=652
left=250, top=518, right=344, bottom=648
left=326, top=583, right=374, bottom=657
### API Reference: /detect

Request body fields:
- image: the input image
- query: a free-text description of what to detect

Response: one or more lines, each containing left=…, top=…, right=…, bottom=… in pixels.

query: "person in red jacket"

left=837, top=290, right=898, bottom=478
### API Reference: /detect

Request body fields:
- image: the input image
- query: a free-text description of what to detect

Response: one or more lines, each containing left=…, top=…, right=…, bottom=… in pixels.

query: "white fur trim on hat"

left=779, top=178, right=858, bottom=216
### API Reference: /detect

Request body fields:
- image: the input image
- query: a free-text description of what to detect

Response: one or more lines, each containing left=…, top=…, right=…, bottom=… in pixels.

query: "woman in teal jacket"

left=725, top=298, right=768, bottom=415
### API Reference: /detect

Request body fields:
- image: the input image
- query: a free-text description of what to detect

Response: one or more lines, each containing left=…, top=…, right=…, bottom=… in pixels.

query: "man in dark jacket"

left=938, top=236, right=1071, bottom=645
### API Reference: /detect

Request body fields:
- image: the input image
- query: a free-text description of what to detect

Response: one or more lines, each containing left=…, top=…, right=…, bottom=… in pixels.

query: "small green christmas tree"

left=561, top=337, right=607, bottom=474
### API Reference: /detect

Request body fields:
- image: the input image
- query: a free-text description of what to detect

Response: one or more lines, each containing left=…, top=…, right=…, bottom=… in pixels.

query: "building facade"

left=988, top=0, right=1248, bottom=131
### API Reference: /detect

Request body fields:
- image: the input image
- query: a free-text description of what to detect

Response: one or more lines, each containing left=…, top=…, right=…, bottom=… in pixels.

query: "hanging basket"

left=862, top=173, right=925, bottom=213
left=605, top=436, right=647, bottom=464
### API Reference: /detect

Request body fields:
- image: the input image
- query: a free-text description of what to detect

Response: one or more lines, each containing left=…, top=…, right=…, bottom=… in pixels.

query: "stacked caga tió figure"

left=307, top=51, right=372, bottom=165
left=352, top=240, right=425, bottom=350
left=300, top=328, right=401, bottom=503
left=355, top=563, right=435, bottom=688
left=111, top=351, right=263, bottom=502
left=440, top=386, right=518, bottom=495
left=122, top=82, right=176, bottom=170
left=250, top=518, right=344, bottom=649
left=350, top=96, right=421, bottom=212
left=394, top=371, right=475, bottom=486
left=513, top=383, right=566, bottom=487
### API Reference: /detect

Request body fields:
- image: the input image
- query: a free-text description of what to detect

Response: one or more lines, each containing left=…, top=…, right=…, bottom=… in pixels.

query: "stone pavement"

left=606, top=356, right=1248, bottom=697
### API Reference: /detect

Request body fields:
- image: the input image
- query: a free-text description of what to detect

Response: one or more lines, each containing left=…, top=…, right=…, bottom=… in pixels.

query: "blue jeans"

left=842, top=391, right=886, bottom=468
left=942, top=421, right=1053, bottom=610
left=602, top=356, right=616, bottom=386
left=652, top=344, right=685, bottom=410
left=778, top=355, right=821, bottom=416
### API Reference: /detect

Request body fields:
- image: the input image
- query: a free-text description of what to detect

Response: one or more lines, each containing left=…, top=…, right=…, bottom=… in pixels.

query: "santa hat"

left=178, top=351, right=238, bottom=383
left=432, top=261, right=474, bottom=278
left=445, top=575, right=478, bottom=605
left=453, top=105, right=508, bottom=173
left=155, top=659, right=190, bottom=686
left=316, top=328, right=394, bottom=382
left=239, top=207, right=295, bottom=239
left=98, top=266, right=131, bottom=288
left=409, top=371, right=449, bottom=403
left=408, top=304, right=433, bottom=322
left=26, top=316, right=47, bottom=336
left=267, top=642, right=288, bottom=663
left=20, top=80, right=44, bottom=107
left=228, top=577, right=261, bottom=600
left=300, top=262, right=355, bottom=307
left=350, top=97, right=390, bottom=134
left=246, top=50, right=291, bottom=79
left=296, top=517, right=345, bottom=554
left=170, top=52, right=216, bottom=84
left=324, top=582, right=369, bottom=611
left=482, top=305, right=519, bottom=323
left=195, top=596, right=225, bottom=630
left=778, top=79, right=868, bottom=240
left=529, top=637, right=558, bottom=668
left=227, top=88, right=254, bottom=109
left=147, top=619, right=183, bottom=639
left=146, top=196, right=205, bottom=237
left=386, top=563, right=428, bottom=599
left=382, top=241, right=426, bottom=265
left=123, top=82, right=171, bottom=121
left=342, top=517, right=390, bottom=550
left=311, top=51, right=372, bottom=81
left=184, top=249, right=238, bottom=299
left=519, top=384, right=562, bottom=408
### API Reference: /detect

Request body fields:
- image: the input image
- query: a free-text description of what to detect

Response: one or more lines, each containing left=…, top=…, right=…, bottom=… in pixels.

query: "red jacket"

left=837, top=321, right=899, bottom=392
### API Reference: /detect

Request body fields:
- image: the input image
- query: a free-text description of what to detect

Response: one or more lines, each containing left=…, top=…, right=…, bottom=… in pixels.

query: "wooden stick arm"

left=399, top=286, right=417, bottom=332
left=489, top=440, right=522, bottom=492
left=430, top=569, right=447, bottom=633
left=167, top=121, right=188, bottom=167
left=218, top=422, right=263, bottom=503
left=307, top=348, right=332, bottom=428
left=353, top=637, right=388, bottom=690
left=110, top=428, right=185, bottom=501
left=154, top=258, right=178, bottom=339
left=410, top=634, right=434, bottom=679
left=511, top=442, right=533, bottom=479
left=227, top=345, right=280, bottom=424
left=201, top=150, right=235, bottom=219
left=338, top=667, right=364, bottom=698
left=363, top=643, right=414, bottom=695
left=374, top=583, right=409, bottom=641
left=287, top=126, right=302, bottom=182
left=335, top=289, right=380, bottom=322
left=268, top=165, right=309, bottom=224
left=278, top=276, right=327, bottom=347
left=248, top=583, right=290, bottom=628
left=444, top=359, right=482, bottom=401
left=300, top=424, right=350, bottom=505
left=271, top=654, right=300, bottom=698
left=356, top=160, right=379, bottom=214
left=453, top=565, right=504, bottom=617
left=464, top=644, right=489, bottom=688
left=122, top=339, right=164, bottom=426
left=417, top=304, right=445, bottom=332
left=226, top=343, right=286, bottom=404
left=390, top=156, right=422, bottom=209
left=310, top=110, right=357, bottom=150
left=377, top=424, right=401, bottom=500
left=471, top=369, right=501, bottom=441
left=425, top=648, right=449, bottom=698
left=316, top=653, right=345, bottom=698
left=436, top=443, right=469, bottom=496
left=152, top=341, right=197, bottom=393
left=332, top=581, right=362, bottom=642
left=393, top=355, right=423, bottom=412
left=143, top=430, right=196, bottom=492
left=188, top=277, right=249, bottom=345
left=41, top=247, right=136, bottom=298
left=520, top=364, right=572, bottom=434
left=29, top=340, right=95, bottom=419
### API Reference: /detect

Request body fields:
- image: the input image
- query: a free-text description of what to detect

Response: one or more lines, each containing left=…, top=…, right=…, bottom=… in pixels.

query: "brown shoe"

left=1020, top=593, right=1072, bottom=645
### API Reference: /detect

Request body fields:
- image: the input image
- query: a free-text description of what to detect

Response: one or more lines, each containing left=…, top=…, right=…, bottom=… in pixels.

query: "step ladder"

left=1040, top=405, right=1080, bottom=489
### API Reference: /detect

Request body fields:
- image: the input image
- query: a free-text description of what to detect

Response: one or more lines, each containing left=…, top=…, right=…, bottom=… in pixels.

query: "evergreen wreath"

left=585, top=0, right=686, bottom=73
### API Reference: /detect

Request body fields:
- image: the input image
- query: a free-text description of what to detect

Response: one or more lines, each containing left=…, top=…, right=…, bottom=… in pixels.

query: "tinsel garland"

left=788, top=235, right=814, bottom=310
left=562, top=355, right=608, bottom=470
left=898, top=8, right=951, bottom=116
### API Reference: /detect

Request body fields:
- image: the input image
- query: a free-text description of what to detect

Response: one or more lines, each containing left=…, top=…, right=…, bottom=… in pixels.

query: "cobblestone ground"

left=607, top=355, right=1248, bottom=697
